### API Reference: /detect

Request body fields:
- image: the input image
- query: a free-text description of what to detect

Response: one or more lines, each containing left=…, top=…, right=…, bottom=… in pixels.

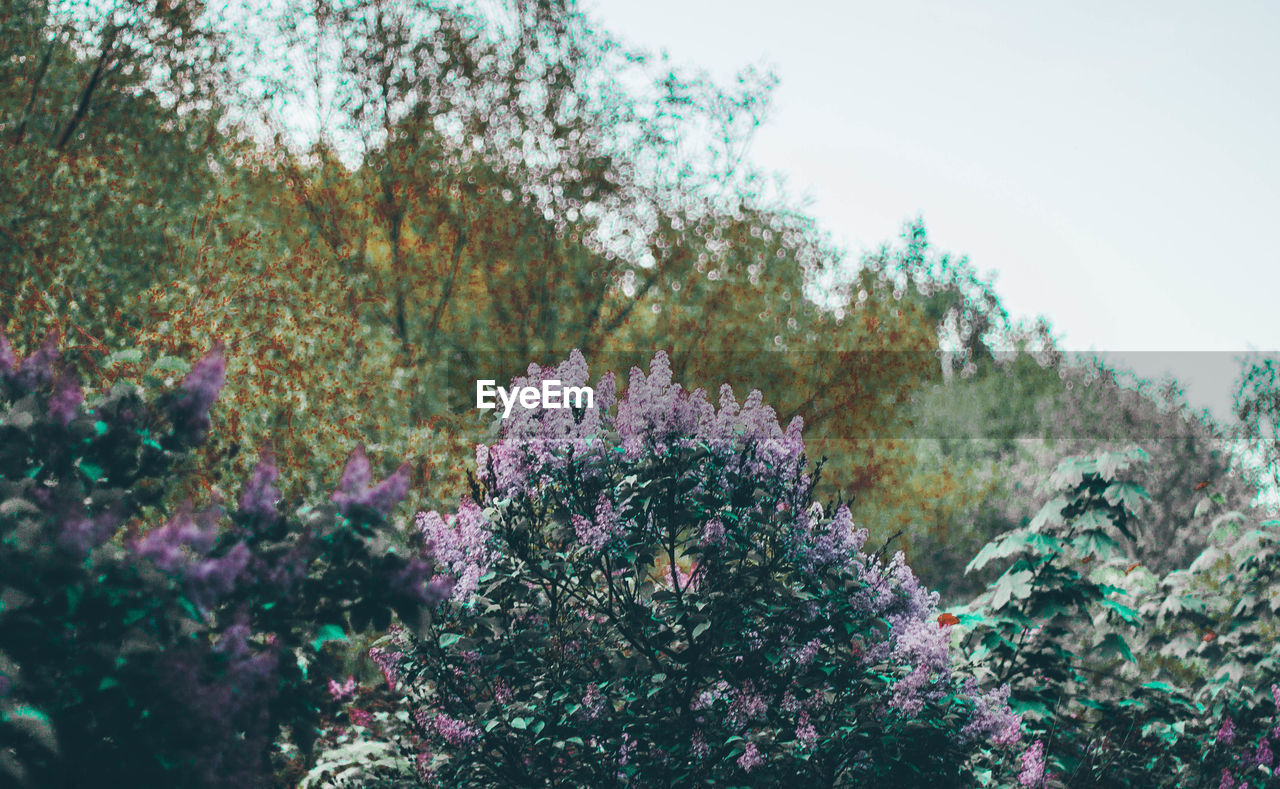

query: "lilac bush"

left=380, top=351, right=1021, bottom=786
left=0, top=333, right=443, bottom=787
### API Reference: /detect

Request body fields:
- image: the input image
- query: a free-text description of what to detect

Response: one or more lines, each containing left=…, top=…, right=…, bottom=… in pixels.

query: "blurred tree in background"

left=0, top=0, right=1263, bottom=584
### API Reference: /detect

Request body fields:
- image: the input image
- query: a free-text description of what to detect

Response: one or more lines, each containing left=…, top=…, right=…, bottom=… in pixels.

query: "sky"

left=587, top=0, right=1280, bottom=422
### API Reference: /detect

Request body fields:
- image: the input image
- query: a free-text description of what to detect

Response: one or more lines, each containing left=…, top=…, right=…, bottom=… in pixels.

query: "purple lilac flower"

left=960, top=680, right=1022, bottom=746
left=1217, top=716, right=1236, bottom=745
left=430, top=712, right=479, bottom=745
left=574, top=493, right=626, bottom=551
left=48, top=373, right=82, bottom=425
left=690, top=730, right=710, bottom=758
left=886, top=613, right=953, bottom=716
left=185, top=542, right=251, bottom=610
left=1253, top=738, right=1274, bottom=769
left=796, top=711, right=818, bottom=748
left=700, top=516, right=726, bottom=546
left=331, top=445, right=411, bottom=516
left=1219, top=770, right=1236, bottom=789
left=581, top=683, right=605, bottom=721
left=135, top=505, right=220, bottom=572
left=239, top=450, right=280, bottom=522
left=169, top=343, right=225, bottom=439
left=492, top=680, right=513, bottom=704
left=736, top=742, right=764, bottom=773
left=417, top=499, right=494, bottom=603
left=617, top=732, right=637, bottom=766
left=328, top=675, right=357, bottom=702
left=726, top=683, right=769, bottom=730
left=12, top=332, right=59, bottom=392
left=369, top=647, right=403, bottom=689
left=1018, top=739, right=1047, bottom=788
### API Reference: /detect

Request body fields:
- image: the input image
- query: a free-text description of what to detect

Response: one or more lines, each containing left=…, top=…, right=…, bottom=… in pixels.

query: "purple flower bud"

left=48, top=372, right=83, bottom=426
left=335, top=445, right=372, bottom=497
left=239, top=449, right=281, bottom=522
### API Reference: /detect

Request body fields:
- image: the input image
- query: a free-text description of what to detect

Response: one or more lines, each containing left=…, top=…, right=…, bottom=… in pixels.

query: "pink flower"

left=328, top=675, right=356, bottom=702
left=736, top=742, right=764, bottom=773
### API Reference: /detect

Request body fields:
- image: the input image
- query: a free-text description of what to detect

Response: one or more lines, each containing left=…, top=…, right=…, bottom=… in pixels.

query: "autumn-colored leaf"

left=937, top=613, right=960, bottom=627
left=1202, top=629, right=1217, bottom=643
left=1194, top=481, right=1210, bottom=491
left=1125, top=562, right=1141, bottom=575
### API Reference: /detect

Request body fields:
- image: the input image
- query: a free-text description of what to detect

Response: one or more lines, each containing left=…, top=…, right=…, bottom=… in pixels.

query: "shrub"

left=0, top=333, right=444, bottom=787
left=953, top=447, right=1280, bottom=787
left=373, top=351, right=1020, bottom=787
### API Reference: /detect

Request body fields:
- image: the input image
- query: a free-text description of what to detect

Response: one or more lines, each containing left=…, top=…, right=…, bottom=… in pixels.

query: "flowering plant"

left=384, top=351, right=1019, bottom=785
left=0, top=334, right=442, bottom=787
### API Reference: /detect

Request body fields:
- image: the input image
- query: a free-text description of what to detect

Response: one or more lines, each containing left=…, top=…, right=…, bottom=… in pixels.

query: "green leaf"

left=1103, top=481, right=1149, bottom=513
left=310, top=624, right=347, bottom=651
left=439, top=633, right=462, bottom=648
left=1101, top=597, right=1140, bottom=624
left=1095, top=632, right=1135, bottom=662
left=77, top=460, right=104, bottom=482
left=966, top=531, right=1032, bottom=574
left=991, top=569, right=1034, bottom=610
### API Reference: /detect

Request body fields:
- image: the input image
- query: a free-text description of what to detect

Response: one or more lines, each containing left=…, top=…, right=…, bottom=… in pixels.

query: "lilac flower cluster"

left=369, top=646, right=404, bottom=689
left=960, top=680, right=1023, bottom=746
left=736, top=742, right=764, bottom=773
left=1018, top=739, right=1048, bottom=787
left=418, top=710, right=480, bottom=746
left=452, top=351, right=863, bottom=572
left=239, top=450, right=281, bottom=522
left=328, top=675, right=357, bottom=701
left=573, top=494, right=626, bottom=552
left=417, top=499, right=494, bottom=603
left=725, top=682, right=770, bottom=730
left=167, top=343, right=226, bottom=441
left=331, top=444, right=411, bottom=516
left=0, top=332, right=82, bottom=423
left=1, top=331, right=59, bottom=392
left=580, top=683, right=605, bottom=721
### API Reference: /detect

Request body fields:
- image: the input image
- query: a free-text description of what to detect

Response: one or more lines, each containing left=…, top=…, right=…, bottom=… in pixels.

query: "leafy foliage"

left=0, top=335, right=443, bottom=787
left=357, top=351, right=1022, bottom=787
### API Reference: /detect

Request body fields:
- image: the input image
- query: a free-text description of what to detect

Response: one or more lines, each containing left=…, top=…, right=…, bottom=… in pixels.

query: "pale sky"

left=588, top=0, right=1280, bottom=421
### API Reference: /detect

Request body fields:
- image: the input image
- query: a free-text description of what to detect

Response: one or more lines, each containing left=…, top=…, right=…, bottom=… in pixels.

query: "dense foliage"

left=3, top=1, right=1278, bottom=787
left=0, top=334, right=443, bottom=787
left=359, top=351, right=1022, bottom=786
